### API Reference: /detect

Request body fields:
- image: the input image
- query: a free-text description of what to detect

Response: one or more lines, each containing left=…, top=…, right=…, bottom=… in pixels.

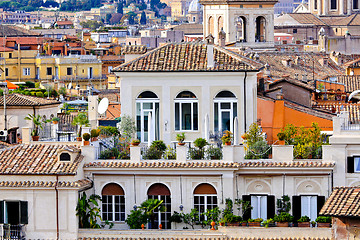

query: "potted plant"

left=206, top=146, right=223, bottom=160
left=221, top=130, right=232, bottom=145
left=176, top=133, right=186, bottom=145
left=52, top=117, right=60, bottom=124
left=90, top=129, right=100, bottom=141
left=188, top=138, right=208, bottom=160
left=277, top=132, right=286, bottom=145
left=131, top=139, right=140, bottom=146
left=72, top=113, right=90, bottom=141
left=82, top=133, right=90, bottom=146
left=311, top=221, right=316, bottom=227
left=297, top=216, right=310, bottom=227
left=262, top=218, right=275, bottom=228
left=315, top=216, right=331, bottom=228
left=24, top=114, right=50, bottom=141
left=247, top=218, right=263, bottom=227
left=273, top=212, right=293, bottom=227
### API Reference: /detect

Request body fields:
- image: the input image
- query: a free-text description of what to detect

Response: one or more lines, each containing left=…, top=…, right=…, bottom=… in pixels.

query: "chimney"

left=218, top=28, right=226, bottom=47
left=206, top=34, right=215, bottom=68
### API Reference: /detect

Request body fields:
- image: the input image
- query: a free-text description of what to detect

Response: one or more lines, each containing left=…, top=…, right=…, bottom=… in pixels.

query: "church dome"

left=188, top=0, right=201, bottom=13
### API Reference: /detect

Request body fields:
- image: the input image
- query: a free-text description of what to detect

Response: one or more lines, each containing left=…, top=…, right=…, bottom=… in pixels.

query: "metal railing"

left=341, top=121, right=360, bottom=131
left=0, top=224, right=25, bottom=240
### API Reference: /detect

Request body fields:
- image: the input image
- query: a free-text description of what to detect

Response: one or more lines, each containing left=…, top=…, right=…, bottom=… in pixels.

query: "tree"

left=119, top=114, right=136, bottom=140
left=105, top=13, right=112, bottom=23
left=24, top=114, right=50, bottom=137
left=117, top=1, right=123, bottom=14
left=140, top=11, right=146, bottom=25
left=139, top=198, right=165, bottom=229
left=72, top=112, right=90, bottom=137
left=243, top=123, right=271, bottom=159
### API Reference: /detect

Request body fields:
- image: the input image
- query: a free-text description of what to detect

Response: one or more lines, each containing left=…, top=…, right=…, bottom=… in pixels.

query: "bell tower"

left=199, top=0, right=278, bottom=48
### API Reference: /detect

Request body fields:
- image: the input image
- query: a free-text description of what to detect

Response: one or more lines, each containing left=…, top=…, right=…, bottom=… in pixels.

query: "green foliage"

left=163, top=146, right=176, bottom=160
left=36, top=92, right=44, bottom=98
left=169, top=211, right=182, bottom=223
left=125, top=209, right=148, bottom=229
left=119, top=115, right=136, bottom=140
left=76, top=193, right=113, bottom=229
left=72, top=113, right=90, bottom=137
left=138, top=198, right=165, bottom=228
left=99, top=126, right=120, bottom=137
left=181, top=208, right=199, bottom=229
left=99, top=149, right=115, bottom=159
left=277, top=132, right=285, bottom=141
left=234, top=199, right=253, bottom=220
left=273, top=212, right=294, bottom=223
left=297, top=216, right=310, bottom=222
left=222, top=198, right=242, bottom=224
left=194, top=138, right=208, bottom=149
left=276, top=195, right=291, bottom=214
left=143, top=140, right=167, bottom=159
left=90, top=129, right=100, bottom=138
left=60, top=0, right=100, bottom=11
left=202, top=207, right=221, bottom=227
left=279, top=123, right=327, bottom=159
left=176, top=132, right=185, bottom=143
left=140, top=11, right=147, bottom=25
left=151, top=140, right=166, bottom=152
left=315, top=216, right=331, bottom=223
left=35, top=82, right=40, bottom=88
left=188, top=147, right=205, bottom=160
left=248, top=218, right=263, bottom=223
left=131, top=139, right=140, bottom=144
left=80, top=20, right=104, bottom=30
left=206, top=145, right=223, bottom=160
left=25, top=81, right=35, bottom=88
left=59, top=87, right=67, bottom=96
left=244, top=123, right=271, bottom=159
left=262, top=218, right=274, bottom=228
left=221, top=130, right=232, bottom=144
left=83, top=133, right=91, bottom=141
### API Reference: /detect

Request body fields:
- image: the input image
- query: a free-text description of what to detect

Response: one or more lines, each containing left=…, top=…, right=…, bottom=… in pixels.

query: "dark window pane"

left=182, top=103, right=191, bottom=130
left=175, top=103, right=180, bottom=130
left=193, top=102, right=198, bottom=130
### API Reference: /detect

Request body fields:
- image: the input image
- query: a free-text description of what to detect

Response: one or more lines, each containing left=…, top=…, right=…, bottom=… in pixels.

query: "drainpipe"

left=55, top=175, right=59, bottom=240
left=243, top=72, right=247, bottom=131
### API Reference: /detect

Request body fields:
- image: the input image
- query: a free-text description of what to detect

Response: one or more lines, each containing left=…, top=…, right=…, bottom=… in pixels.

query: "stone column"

left=22, top=127, right=31, bottom=144
left=130, top=146, right=141, bottom=162
left=223, top=145, right=234, bottom=162
left=176, top=145, right=187, bottom=163
left=347, top=0, right=352, bottom=15
left=272, top=145, right=294, bottom=162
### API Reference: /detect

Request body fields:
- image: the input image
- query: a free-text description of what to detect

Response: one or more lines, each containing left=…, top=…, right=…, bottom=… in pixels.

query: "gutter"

left=244, top=71, right=247, bottom=131
left=55, top=175, right=59, bottom=240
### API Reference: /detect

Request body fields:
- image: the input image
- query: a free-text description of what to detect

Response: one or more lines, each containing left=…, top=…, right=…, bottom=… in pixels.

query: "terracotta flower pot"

left=76, top=137, right=82, bottom=141
left=276, top=222, right=289, bottom=227
left=297, top=222, right=310, bottom=227
left=110, top=156, right=116, bottom=159
left=178, top=142, right=186, bottom=146
left=248, top=222, right=261, bottom=227
left=32, top=136, right=39, bottom=141
left=84, top=141, right=90, bottom=146
left=278, top=140, right=285, bottom=145
left=225, top=142, right=231, bottom=146
left=52, top=121, right=58, bottom=124
left=317, top=223, right=331, bottom=228
left=131, top=142, right=140, bottom=146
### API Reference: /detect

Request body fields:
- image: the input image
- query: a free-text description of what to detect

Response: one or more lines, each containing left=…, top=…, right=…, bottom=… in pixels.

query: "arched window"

left=218, top=16, right=223, bottom=34
left=102, top=183, right=125, bottom=222
left=147, top=183, right=171, bottom=229
left=236, top=16, right=247, bottom=42
left=255, top=16, right=266, bottom=42
left=136, top=91, right=159, bottom=142
left=214, top=91, right=237, bottom=133
left=193, top=183, right=217, bottom=220
left=175, top=91, right=198, bottom=131
left=208, top=16, right=214, bottom=36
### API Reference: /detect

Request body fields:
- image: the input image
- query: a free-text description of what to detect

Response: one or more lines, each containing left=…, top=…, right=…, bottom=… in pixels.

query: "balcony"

left=0, top=224, right=25, bottom=240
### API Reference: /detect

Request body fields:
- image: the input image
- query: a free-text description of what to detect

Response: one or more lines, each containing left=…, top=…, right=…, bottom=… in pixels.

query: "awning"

left=6, top=81, right=19, bottom=90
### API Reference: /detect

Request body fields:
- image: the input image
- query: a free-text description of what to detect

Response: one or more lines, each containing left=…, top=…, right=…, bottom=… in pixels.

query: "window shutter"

left=347, top=156, right=354, bottom=173
left=267, top=195, right=275, bottom=219
left=292, top=196, right=301, bottom=221
left=317, top=196, right=326, bottom=216
left=20, top=201, right=28, bottom=224
left=0, top=201, right=4, bottom=224
left=242, top=195, right=251, bottom=221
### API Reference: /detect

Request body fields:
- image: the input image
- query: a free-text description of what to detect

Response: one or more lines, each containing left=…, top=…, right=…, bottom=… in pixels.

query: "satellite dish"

left=98, top=98, right=109, bottom=114
left=67, top=83, right=72, bottom=89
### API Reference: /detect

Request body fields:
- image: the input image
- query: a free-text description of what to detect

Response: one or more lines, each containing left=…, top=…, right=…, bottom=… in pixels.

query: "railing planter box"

left=276, top=222, right=289, bottom=227
left=317, top=223, right=331, bottom=228
left=248, top=222, right=261, bottom=227
left=32, top=136, right=40, bottom=141
left=297, top=222, right=310, bottom=227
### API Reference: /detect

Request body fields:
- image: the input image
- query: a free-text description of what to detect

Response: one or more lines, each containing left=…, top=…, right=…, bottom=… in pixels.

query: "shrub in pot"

left=248, top=218, right=263, bottom=227
left=82, top=133, right=91, bottom=145
left=297, top=216, right=310, bottom=227
left=176, top=133, right=185, bottom=145
left=90, top=129, right=100, bottom=141
left=273, top=212, right=293, bottom=227
left=221, top=130, right=232, bottom=145
left=131, top=139, right=140, bottom=146
left=188, top=138, right=208, bottom=160
left=142, top=140, right=167, bottom=159
left=315, top=216, right=331, bottom=228
left=52, top=117, right=60, bottom=124
left=206, top=146, right=223, bottom=160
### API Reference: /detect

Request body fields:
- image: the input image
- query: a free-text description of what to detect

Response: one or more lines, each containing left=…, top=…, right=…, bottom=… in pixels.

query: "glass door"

left=136, top=101, right=159, bottom=142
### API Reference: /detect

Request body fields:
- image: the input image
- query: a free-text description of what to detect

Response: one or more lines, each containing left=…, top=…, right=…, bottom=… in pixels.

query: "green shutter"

left=317, top=196, right=326, bottom=216
left=0, top=201, right=4, bottom=224
left=292, top=196, right=301, bottom=222
left=242, top=195, right=251, bottom=221
left=20, top=201, right=28, bottom=224
left=348, top=156, right=354, bottom=173
left=267, top=195, right=275, bottom=219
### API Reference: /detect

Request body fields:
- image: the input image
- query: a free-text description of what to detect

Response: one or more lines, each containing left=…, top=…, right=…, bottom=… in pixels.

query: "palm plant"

left=72, top=113, right=90, bottom=137
left=24, top=114, right=50, bottom=137
left=139, top=199, right=166, bottom=229
left=76, top=193, right=102, bottom=228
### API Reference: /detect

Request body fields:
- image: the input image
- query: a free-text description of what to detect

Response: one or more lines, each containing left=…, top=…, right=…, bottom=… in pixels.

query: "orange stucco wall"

left=257, top=97, right=333, bottom=144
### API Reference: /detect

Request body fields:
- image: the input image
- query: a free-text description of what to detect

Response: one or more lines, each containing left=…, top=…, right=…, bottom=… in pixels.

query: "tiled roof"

left=56, top=20, right=73, bottom=25
left=114, top=43, right=263, bottom=72
left=0, top=179, right=91, bottom=189
left=100, top=55, right=124, bottom=62
left=270, top=78, right=315, bottom=91
left=0, top=25, right=39, bottom=37
left=0, top=36, right=44, bottom=45
left=288, top=13, right=327, bottom=26
left=0, top=144, right=83, bottom=175
left=84, top=161, right=335, bottom=169
left=121, top=45, right=147, bottom=55
left=321, top=14, right=360, bottom=26
left=99, top=103, right=121, bottom=121
left=0, top=93, right=60, bottom=107
left=172, top=23, right=203, bottom=35
left=315, top=103, right=360, bottom=123
left=320, top=187, right=360, bottom=217
left=333, top=75, right=360, bottom=93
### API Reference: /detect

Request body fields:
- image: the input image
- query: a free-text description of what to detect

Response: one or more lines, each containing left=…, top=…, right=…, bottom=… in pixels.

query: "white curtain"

left=251, top=195, right=267, bottom=220
left=301, top=196, right=317, bottom=221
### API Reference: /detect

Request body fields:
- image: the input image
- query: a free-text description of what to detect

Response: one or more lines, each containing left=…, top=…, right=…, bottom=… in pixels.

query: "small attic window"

left=59, top=152, right=71, bottom=161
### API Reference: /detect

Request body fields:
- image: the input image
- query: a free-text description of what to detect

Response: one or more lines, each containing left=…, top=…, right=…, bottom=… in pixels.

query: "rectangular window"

left=88, top=67, right=93, bottom=79
left=175, top=101, right=198, bottom=131
left=331, top=0, right=337, bottom=9
left=314, top=0, right=317, bottom=9
left=108, top=66, right=113, bottom=73
left=23, top=68, right=30, bottom=76
left=0, top=200, right=28, bottom=224
left=251, top=195, right=267, bottom=220
left=301, top=196, right=317, bottom=221
left=67, top=67, right=72, bottom=76
left=46, top=67, right=52, bottom=75
left=8, top=53, right=12, bottom=58
left=354, top=0, right=359, bottom=9
left=355, top=157, right=360, bottom=172
left=102, top=195, right=125, bottom=222
left=5, top=68, right=8, bottom=77
left=194, top=195, right=217, bottom=221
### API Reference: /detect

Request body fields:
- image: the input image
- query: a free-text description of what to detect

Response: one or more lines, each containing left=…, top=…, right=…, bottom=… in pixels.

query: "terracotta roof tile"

left=0, top=25, right=39, bottom=37
left=320, top=187, right=360, bottom=217
left=332, top=75, right=360, bottom=93
left=0, top=144, right=82, bottom=175
left=0, top=93, right=60, bottom=107
left=315, top=103, right=360, bottom=123
left=115, top=43, right=262, bottom=72
left=289, top=13, right=327, bottom=26
left=0, top=179, right=91, bottom=189
left=84, top=160, right=335, bottom=169
left=121, top=45, right=147, bottom=55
